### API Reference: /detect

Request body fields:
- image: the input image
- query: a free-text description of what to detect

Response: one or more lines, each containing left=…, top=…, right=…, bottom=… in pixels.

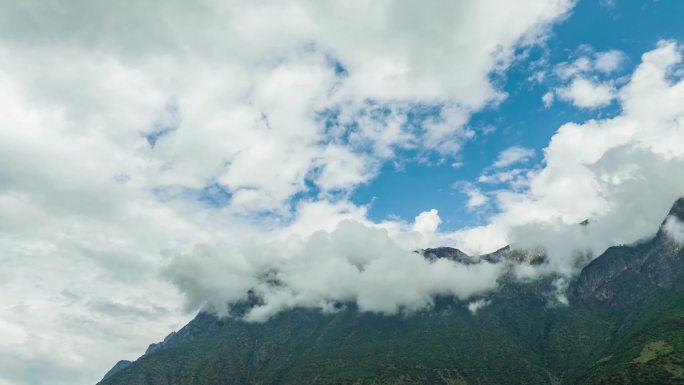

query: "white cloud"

left=542, top=91, right=555, bottom=107
left=553, top=49, right=626, bottom=79
left=555, top=56, right=593, bottom=80
left=448, top=224, right=509, bottom=256
left=551, top=278, right=569, bottom=305
left=315, top=145, right=376, bottom=192
left=664, top=216, right=684, bottom=245
left=164, top=220, right=505, bottom=322
left=478, top=169, right=526, bottom=184
left=467, top=298, right=491, bottom=314
left=465, top=186, right=489, bottom=210
left=0, top=0, right=574, bottom=216
left=413, top=209, right=442, bottom=235
left=492, top=146, right=536, bottom=168
left=549, top=48, right=626, bottom=109
left=556, top=77, right=616, bottom=108
left=453, top=41, right=684, bottom=278
left=594, top=50, right=627, bottom=73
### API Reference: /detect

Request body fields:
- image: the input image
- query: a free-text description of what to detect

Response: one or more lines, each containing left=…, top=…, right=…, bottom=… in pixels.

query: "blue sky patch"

left=348, top=0, right=684, bottom=230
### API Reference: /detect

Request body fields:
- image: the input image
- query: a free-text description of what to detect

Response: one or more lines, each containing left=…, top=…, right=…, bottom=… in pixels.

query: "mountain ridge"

left=99, top=198, right=684, bottom=385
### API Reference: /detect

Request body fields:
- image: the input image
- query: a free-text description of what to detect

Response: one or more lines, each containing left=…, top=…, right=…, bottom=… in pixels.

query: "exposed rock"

left=421, top=247, right=473, bottom=264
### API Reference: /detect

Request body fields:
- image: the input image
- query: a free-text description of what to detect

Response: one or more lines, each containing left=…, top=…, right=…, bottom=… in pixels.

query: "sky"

left=1, top=1, right=684, bottom=384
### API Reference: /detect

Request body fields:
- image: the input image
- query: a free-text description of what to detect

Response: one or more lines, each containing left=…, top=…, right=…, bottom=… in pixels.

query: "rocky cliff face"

left=667, top=197, right=684, bottom=221
left=574, top=199, right=684, bottom=310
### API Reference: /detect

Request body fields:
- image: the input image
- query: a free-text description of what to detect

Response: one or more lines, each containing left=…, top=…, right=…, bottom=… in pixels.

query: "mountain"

left=100, top=361, right=132, bottom=382
left=99, top=199, right=684, bottom=385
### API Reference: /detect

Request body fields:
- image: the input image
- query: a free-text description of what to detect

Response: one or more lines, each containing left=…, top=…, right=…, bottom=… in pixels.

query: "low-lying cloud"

left=164, top=220, right=505, bottom=322
left=664, top=216, right=684, bottom=245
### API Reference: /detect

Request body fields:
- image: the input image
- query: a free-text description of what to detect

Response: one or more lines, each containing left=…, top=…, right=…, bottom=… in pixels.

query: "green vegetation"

left=577, top=295, right=684, bottom=384
left=632, top=341, right=673, bottom=364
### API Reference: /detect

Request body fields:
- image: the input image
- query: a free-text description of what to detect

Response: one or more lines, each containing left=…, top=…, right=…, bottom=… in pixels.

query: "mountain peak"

left=421, top=247, right=472, bottom=264
left=667, top=197, right=684, bottom=221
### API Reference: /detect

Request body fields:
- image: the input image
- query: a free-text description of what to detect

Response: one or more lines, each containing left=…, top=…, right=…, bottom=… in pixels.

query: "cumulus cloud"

left=553, top=48, right=626, bottom=79
left=413, top=209, right=443, bottom=235
left=542, top=91, right=555, bottom=107
left=466, top=299, right=491, bottom=314
left=492, top=146, right=536, bottom=168
left=664, top=216, right=684, bottom=245
left=0, top=0, right=573, bottom=214
left=453, top=41, right=684, bottom=278
left=555, top=77, right=616, bottom=108
left=463, top=185, right=489, bottom=210
left=594, top=50, right=627, bottom=73
left=548, top=47, right=626, bottom=109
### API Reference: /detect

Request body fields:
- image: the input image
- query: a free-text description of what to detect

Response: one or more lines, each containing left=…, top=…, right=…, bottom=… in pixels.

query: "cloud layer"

left=664, top=216, right=684, bottom=245
left=165, top=39, right=684, bottom=330
left=165, top=220, right=504, bottom=322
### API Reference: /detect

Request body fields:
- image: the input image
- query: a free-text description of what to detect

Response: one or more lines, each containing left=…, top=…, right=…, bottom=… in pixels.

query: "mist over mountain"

left=99, top=198, right=684, bottom=385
